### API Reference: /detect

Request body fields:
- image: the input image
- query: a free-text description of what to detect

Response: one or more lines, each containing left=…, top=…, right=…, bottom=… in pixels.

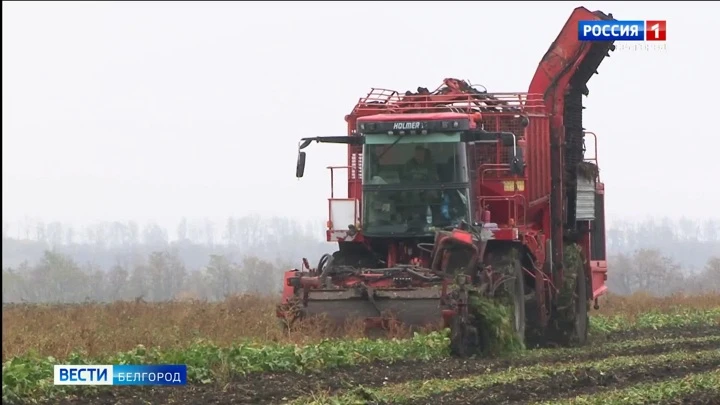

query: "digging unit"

left=278, top=6, right=614, bottom=355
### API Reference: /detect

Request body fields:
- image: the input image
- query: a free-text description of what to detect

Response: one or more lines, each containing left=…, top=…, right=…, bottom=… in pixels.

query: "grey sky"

left=3, top=1, right=718, bottom=233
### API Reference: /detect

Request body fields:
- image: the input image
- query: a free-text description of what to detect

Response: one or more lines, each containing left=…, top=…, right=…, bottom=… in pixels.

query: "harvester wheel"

left=491, top=249, right=527, bottom=347
left=574, top=263, right=589, bottom=344
left=507, top=255, right=527, bottom=346
left=450, top=249, right=527, bottom=357
left=449, top=314, right=483, bottom=357
left=549, top=244, right=589, bottom=346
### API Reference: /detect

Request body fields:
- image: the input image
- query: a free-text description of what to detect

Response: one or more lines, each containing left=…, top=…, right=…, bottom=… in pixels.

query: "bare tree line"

left=2, top=216, right=719, bottom=303
left=2, top=216, right=330, bottom=270
left=3, top=216, right=326, bottom=247
left=607, top=250, right=719, bottom=296
left=2, top=250, right=283, bottom=303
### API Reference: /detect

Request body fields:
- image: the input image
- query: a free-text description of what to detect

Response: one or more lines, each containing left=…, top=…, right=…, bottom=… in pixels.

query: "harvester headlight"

left=359, top=123, right=376, bottom=132
left=452, top=121, right=459, bottom=128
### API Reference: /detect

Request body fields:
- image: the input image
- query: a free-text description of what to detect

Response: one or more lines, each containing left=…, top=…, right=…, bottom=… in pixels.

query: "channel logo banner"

left=578, top=20, right=645, bottom=41
left=54, top=364, right=187, bottom=386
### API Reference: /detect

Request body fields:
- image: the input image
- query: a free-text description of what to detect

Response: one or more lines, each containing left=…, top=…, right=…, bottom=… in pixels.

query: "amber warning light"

left=578, top=20, right=666, bottom=41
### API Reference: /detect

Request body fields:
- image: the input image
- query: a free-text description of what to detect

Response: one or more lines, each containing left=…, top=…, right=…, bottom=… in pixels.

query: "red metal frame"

left=527, top=6, right=615, bottom=296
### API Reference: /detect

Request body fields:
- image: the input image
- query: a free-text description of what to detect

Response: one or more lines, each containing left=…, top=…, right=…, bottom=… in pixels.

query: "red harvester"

left=278, top=7, right=614, bottom=356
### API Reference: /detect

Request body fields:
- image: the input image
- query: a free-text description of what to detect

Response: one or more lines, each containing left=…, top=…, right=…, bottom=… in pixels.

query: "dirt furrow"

left=657, top=390, right=720, bottom=405
left=402, top=357, right=720, bottom=405
left=47, top=325, right=720, bottom=405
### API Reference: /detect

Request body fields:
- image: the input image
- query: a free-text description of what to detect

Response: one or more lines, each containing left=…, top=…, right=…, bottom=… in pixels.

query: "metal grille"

left=473, top=115, right=527, bottom=178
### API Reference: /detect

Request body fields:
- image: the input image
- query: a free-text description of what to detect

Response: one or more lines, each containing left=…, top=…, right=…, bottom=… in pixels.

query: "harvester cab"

left=281, top=6, right=614, bottom=357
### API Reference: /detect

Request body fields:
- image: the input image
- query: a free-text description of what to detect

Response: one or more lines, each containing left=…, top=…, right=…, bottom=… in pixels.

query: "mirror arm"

left=299, top=139, right=313, bottom=150
left=298, top=136, right=364, bottom=150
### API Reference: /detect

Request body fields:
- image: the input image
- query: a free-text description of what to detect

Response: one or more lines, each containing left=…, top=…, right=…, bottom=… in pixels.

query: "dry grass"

left=1, top=295, right=414, bottom=361
left=596, top=292, right=720, bottom=319
left=3, top=292, right=719, bottom=362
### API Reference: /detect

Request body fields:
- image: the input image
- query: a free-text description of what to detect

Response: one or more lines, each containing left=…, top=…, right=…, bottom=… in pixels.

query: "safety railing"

left=583, top=131, right=599, bottom=166
left=326, top=165, right=360, bottom=198
left=352, top=89, right=546, bottom=115
left=581, top=131, right=601, bottom=183
left=478, top=194, right=528, bottom=227
left=478, top=164, right=516, bottom=182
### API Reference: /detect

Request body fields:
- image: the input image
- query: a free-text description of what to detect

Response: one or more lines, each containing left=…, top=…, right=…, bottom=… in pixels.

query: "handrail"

left=479, top=194, right=528, bottom=227
left=326, top=165, right=358, bottom=199
left=582, top=131, right=600, bottom=182
left=479, top=166, right=512, bottom=184
left=583, top=131, right=599, bottom=164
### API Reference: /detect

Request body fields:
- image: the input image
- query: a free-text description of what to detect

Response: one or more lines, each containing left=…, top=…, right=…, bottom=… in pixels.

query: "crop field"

left=2, top=293, right=720, bottom=405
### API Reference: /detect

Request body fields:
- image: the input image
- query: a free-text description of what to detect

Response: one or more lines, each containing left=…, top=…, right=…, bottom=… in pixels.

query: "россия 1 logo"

left=578, top=20, right=666, bottom=41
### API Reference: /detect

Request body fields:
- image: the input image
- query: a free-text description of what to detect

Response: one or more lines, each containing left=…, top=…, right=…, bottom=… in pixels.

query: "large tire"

left=508, top=256, right=527, bottom=346
left=491, top=249, right=527, bottom=348
left=550, top=244, right=589, bottom=346
left=449, top=314, right=481, bottom=357
left=575, top=263, right=589, bottom=344
left=449, top=248, right=527, bottom=357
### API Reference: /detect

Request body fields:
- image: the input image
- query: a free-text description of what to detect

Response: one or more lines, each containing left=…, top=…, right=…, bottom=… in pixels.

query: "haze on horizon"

left=3, top=1, right=719, bottom=232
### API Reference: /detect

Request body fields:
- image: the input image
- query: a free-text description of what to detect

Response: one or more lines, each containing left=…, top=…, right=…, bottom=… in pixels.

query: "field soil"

left=42, top=324, right=720, bottom=405
left=657, top=391, right=720, bottom=405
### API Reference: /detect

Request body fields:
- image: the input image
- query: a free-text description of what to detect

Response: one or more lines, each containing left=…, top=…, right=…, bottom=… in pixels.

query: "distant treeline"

left=2, top=216, right=719, bottom=303
left=2, top=250, right=283, bottom=303
left=2, top=216, right=330, bottom=270
left=2, top=249, right=717, bottom=304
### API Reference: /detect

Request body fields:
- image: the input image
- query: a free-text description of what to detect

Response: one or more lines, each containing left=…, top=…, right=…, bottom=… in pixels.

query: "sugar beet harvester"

left=278, top=7, right=614, bottom=355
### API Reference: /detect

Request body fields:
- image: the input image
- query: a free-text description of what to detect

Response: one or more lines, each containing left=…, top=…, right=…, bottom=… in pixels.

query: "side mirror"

left=510, top=146, right=525, bottom=175
left=296, top=151, right=307, bottom=178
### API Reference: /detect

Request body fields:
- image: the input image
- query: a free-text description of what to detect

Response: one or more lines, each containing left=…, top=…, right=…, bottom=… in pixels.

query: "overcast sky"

left=3, top=1, right=719, bottom=233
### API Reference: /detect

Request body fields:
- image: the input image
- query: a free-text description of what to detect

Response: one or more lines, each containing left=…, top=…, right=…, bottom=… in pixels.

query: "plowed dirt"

left=657, top=390, right=720, bottom=405
left=39, top=325, right=720, bottom=405
left=403, top=356, right=720, bottom=405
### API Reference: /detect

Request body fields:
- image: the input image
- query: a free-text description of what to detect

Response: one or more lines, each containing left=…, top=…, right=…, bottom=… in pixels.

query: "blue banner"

left=578, top=20, right=645, bottom=41
left=54, top=364, right=187, bottom=386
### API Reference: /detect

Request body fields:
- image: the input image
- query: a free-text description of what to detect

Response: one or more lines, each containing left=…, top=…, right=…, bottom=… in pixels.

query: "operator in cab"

left=403, top=145, right=439, bottom=182
left=402, top=145, right=441, bottom=228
